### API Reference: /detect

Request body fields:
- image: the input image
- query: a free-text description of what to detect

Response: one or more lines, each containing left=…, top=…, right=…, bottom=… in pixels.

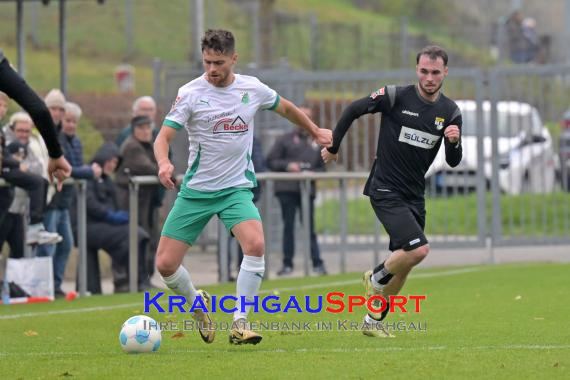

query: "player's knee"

left=241, top=237, right=265, bottom=256
left=410, top=244, right=430, bottom=265
left=155, top=251, right=177, bottom=277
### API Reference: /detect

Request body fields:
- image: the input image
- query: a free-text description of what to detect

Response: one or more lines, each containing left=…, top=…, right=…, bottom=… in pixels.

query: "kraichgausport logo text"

left=144, top=292, right=426, bottom=315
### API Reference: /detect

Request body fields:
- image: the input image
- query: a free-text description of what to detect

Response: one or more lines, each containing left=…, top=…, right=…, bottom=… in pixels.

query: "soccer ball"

left=119, top=315, right=161, bottom=353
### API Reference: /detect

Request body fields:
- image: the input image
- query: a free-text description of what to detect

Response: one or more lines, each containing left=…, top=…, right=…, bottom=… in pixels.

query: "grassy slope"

left=0, top=0, right=480, bottom=93
left=316, top=192, right=570, bottom=236
left=0, top=263, right=569, bottom=379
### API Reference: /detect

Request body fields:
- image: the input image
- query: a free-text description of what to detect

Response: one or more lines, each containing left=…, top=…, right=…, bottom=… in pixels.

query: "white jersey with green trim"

left=164, top=73, right=279, bottom=192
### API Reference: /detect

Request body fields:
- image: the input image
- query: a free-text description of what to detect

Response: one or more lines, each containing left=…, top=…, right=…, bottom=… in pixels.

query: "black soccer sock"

left=371, top=262, right=393, bottom=285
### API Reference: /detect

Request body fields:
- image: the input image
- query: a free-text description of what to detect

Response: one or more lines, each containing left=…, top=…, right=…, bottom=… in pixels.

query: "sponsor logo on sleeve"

left=370, top=87, right=385, bottom=99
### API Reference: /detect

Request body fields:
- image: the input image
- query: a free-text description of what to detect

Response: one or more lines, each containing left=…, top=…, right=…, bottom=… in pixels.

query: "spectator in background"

left=116, top=115, right=159, bottom=279
left=267, top=106, right=327, bottom=276
left=115, top=96, right=158, bottom=148
left=37, top=102, right=102, bottom=297
left=0, top=113, right=52, bottom=257
left=4, top=111, right=51, bottom=186
left=81, top=142, right=150, bottom=294
left=506, top=10, right=538, bottom=63
left=522, top=17, right=539, bottom=62
left=0, top=52, right=72, bottom=229
left=116, top=96, right=166, bottom=252
left=44, top=89, right=66, bottom=133
left=0, top=94, right=61, bottom=247
left=0, top=141, right=29, bottom=257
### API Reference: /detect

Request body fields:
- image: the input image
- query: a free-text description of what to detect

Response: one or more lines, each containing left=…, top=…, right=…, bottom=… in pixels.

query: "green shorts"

left=161, top=187, right=261, bottom=245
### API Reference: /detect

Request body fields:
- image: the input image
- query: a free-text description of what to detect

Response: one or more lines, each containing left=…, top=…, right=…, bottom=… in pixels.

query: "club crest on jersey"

left=370, top=87, right=385, bottom=100
left=213, top=115, right=249, bottom=134
left=435, top=117, right=445, bottom=130
left=240, top=91, right=250, bottom=104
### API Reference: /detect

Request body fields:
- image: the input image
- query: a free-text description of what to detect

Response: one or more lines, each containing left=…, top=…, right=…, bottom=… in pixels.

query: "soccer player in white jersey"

left=154, top=29, right=332, bottom=345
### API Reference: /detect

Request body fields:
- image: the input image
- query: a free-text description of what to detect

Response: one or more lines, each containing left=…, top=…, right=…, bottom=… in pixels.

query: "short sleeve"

left=256, top=79, right=279, bottom=111
left=163, top=88, right=192, bottom=130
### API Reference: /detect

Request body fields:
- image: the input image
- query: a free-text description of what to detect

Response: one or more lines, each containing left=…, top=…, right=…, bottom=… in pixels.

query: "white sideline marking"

left=259, top=267, right=481, bottom=294
left=0, top=303, right=141, bottom=320
left=0, top=267, right=482, bottom=320
left=1, top=344, right=570, bottom=357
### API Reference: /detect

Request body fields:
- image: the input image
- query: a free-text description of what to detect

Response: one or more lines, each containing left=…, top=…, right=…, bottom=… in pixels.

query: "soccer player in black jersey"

left=322, top=46, right=462, bottom=337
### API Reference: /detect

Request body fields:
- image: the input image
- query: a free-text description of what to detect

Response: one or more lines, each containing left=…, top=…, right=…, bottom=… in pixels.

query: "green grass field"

left=1, top=263, right=569, bottom=379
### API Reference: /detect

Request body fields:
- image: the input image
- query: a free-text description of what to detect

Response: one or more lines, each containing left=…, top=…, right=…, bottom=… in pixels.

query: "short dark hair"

left=416, top=45, right=448, bottom=66
left=201, top=29, right=235, bottom=55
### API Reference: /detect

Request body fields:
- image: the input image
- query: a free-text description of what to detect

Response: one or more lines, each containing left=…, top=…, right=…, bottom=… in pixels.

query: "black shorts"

left=369, top=191, right=428, bottom=252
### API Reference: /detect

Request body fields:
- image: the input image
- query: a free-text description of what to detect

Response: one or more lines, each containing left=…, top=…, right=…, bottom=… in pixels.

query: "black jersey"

left=329, top=84, right=462, bottom=200
left=0, top=52, right=62, bottom=160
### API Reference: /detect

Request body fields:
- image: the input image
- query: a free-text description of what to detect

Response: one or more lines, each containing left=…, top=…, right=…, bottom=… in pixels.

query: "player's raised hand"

left=444, top=125, right=460, bottom=144
left=315, top=128, right=332, bottom=147
left=158, top=159, right=176, bottom=190
left=321, top=147, right=338, bottom=163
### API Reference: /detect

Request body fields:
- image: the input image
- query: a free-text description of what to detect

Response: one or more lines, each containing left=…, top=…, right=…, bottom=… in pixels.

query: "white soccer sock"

left=365, top=314, right=382, bottom=324
left=234, top=255, right=265, bottom=321
left=161, top=266, right=198, bottom=310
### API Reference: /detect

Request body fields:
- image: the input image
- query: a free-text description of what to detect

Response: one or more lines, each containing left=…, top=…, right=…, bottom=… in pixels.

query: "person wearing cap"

left=115, top=96, right=158, bottom=148
left=116, top=115, right=159, bottom=279
left=44, top=89, right=66, bottom=132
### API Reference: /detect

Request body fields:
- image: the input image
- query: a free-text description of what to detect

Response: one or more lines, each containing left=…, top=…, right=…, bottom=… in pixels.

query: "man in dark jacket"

left=82, top=142, right=150, bottom=294
left=116, top=115, right=159, bottom=278
left=267, top=107, right=327, bottom=276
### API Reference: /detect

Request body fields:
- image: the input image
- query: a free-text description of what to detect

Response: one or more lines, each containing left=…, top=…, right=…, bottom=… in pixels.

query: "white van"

left=426, top=100, right=556, bottom=195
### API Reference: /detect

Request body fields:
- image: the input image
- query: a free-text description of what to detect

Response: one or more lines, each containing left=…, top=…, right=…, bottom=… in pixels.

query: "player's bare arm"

left=274, top=97, right=332, bottom=147
left=154, top=126, right=177, bottom=190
